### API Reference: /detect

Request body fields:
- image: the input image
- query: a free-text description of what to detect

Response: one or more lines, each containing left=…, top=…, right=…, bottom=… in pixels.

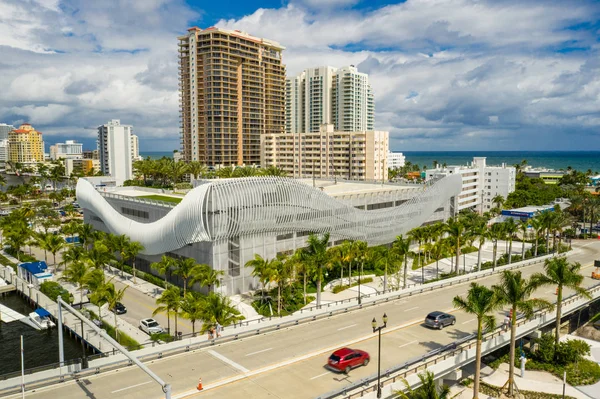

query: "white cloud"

left=0, top=0, right=599, bottom=152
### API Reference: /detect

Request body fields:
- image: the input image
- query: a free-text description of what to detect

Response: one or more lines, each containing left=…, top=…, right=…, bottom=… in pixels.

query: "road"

left=15, top=241, right=600, bottom=399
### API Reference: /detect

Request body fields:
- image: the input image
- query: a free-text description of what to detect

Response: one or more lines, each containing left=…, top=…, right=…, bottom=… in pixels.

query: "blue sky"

left=0, top=0, right=599, bottom=152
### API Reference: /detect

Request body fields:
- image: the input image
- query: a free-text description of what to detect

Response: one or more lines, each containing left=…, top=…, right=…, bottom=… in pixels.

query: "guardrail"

left=0, top=251, right=563, bottom=395
left=316, top=281, right=600, bottom=399
left=221, top=252, right=561, bottom=330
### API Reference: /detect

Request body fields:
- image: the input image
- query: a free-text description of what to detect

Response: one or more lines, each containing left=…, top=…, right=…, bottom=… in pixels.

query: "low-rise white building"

left=50, top=140, right=83, bottom=160
left=425, top=157, right=516, bottom=213
left=387, top=151, right=405, bottom=169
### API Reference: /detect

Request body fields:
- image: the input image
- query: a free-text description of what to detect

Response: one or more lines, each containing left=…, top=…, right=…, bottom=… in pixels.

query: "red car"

left=327, top=348, right=370, bottom=374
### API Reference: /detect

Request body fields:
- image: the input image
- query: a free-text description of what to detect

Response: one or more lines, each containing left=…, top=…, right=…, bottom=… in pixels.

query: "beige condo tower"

left=178, top=27, right=286, bottom=167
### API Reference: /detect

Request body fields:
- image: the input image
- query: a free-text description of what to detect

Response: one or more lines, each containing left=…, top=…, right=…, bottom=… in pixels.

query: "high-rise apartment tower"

left=97, top=119, right=133, bottom=185
left=178, top=27, right=286, bottom=166
left=285, top=66, right=374, bottom=134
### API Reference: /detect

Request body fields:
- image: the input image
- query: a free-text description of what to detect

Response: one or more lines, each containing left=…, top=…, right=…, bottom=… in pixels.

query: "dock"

left=0, top=303, right=26, bottom=323
left=0, top=278, right=16, bottom=294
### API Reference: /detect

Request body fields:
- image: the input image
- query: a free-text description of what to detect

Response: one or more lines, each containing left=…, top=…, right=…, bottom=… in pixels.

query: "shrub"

left=565, top=359, right=600, bottom=386
left=533, top=334, right=591, bottom=365
left=533, top=334, right=555, bottom=363
left=556, top=339, right=590, bottom=365
left=8, top=198, right=18, bottom=205
left=331, top=277, right=373, bottom=294
left=40, top=281, right=73, bottom=304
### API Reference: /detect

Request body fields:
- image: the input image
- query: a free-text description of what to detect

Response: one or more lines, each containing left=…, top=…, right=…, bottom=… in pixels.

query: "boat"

left=28, top=308, right=56, bottom=329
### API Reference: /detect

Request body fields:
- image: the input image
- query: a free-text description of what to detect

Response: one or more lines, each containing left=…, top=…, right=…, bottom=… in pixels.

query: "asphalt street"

left=14, top=240, right=600, bottom=399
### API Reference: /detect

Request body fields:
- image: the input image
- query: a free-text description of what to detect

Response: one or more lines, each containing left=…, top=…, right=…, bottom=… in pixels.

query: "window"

left=121, top=207, right=149, bottom=219
left=276, top=233, right=293, bottom=241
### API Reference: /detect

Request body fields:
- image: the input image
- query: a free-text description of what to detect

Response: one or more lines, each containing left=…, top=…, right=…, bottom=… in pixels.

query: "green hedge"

left=121, top=264, right=166, bottom=288
left=0, top=253, right=17, bottom=272
left=40, top=281, right=73, bottom=304
left=331, top=277, right=374, bottom=294
left=86, top=309, right=141, bottom=350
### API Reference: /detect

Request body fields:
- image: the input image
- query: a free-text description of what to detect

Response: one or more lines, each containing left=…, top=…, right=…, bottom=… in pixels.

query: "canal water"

left=0, top=293, right=92, bottom=376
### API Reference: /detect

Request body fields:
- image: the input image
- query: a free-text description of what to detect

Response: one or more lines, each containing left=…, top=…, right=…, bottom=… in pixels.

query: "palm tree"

left=408, top=227, right=426, bottom=278
left=393, top=235, right=411, bottom=289
left=179, top=292, right=204, bottom=335
left=373, top=246, right=401, bottom=291
left=151, top=255, right=176, bottom=288
left=36, top=232, right=51, bottom=264
left=260, top=165, right=288, bottom=177
left=489, top=223, right=504, bottom=270
left=85, top=240, right=114, bottom=271
left=77, top=223, right=95, bottom=250
left=215, top=166, right=236, bottom=178
left=102, top=281, right=129, bottom=343
left=445, top=218, right=465, bottom=274
left=107, top=234, right=129, bottom=276
left=186, top=161, right=208, bottom=180
left=87, top=271, right=109, bottom=318
left=153, top=286, right=181, bottom=336
left=518, top=219, right=529, bottom=259
left=60, top=260, right=89, bottom=306
left=199, top=293, right=243, bottom=333
left=245, top=254, right=274, bottom=298
left=396, top=371, right=453, bottom=399
left=124, top=241, right=145, bottom=284
left=532, top=258, right=591, bottom=353
left=503, top=218, right=518, bottom=264
left=472, top=222, right=488, bottom=272
left=492, top=194, right=505, bottom=210
left=530, top=216, right=543, bottom=257
left=429, top=239, right=449, bottom=279
left=169, top=160, right=189, bottom=184
left=298, top=233, right=330, bottom=307
left=61, top=245, right=85, bottom=273
left=172, top=257, right=200, bottom=296
left=453, top=283, right=500, bottom=398
left=46, top=234, right=64, bottom=266
left=190, top=264, right=224, bottom=292
left=493, top=271, right=552, bottom=396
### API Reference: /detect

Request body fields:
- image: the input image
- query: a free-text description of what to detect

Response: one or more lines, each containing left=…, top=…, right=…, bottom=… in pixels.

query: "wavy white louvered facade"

left=76, top=174, right=462, bottom=256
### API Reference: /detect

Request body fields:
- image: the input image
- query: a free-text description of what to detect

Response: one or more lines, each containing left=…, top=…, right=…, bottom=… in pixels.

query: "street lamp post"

left=358, top=256, right=364, bottom=305
left=372, top=313, right=388, bottom=399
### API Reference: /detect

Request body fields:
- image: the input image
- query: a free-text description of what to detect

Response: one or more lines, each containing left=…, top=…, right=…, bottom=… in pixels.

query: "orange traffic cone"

left=197, top=378, right=203, bottom=391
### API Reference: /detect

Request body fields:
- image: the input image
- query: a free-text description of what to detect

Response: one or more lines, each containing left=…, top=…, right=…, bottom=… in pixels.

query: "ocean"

left=401, top=151, right=600, bottom=172
left=138, top=150, right=600, bottom=172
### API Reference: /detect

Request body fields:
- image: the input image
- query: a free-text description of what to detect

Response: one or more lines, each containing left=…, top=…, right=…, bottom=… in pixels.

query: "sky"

left=0, top=0, right=599, bottom=152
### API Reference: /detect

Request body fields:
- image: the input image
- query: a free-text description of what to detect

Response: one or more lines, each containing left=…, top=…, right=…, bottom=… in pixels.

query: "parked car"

left=139, top=318, right=165, bottom=334
left=424, top=311, right=456, bottom=330
left=327, top=348, right=370, bottom=374
left=112, top=302, right=127, bottom=315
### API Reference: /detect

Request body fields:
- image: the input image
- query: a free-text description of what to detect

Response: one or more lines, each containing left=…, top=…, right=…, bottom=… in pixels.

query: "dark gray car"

left=424, top=311, right=456, bottom=329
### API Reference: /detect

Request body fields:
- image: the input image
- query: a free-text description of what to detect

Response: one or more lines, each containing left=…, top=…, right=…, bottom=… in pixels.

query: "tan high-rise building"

left=178, top=27, right=286, bottom=166
left=8, top=123, right=44, bottom=164
left=261, top=124, right=388, bottom=181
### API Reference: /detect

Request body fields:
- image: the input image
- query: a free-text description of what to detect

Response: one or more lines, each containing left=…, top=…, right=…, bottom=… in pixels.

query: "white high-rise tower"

left=97, top=119, right=133, bottom=185
left=285, top=65, right=374, bottom=134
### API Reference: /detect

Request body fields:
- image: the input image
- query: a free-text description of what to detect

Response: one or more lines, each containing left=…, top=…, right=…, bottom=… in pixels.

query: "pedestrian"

left=208, top=326, right=214, bottom=339
left=503, top=315, right=510, bottom=332
left=216, top=322, right=222, bottom=338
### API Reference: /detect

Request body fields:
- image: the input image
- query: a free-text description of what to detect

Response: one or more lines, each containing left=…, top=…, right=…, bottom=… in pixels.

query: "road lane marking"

left=111, top=381, right=152, bottom=393
left=207, top=349, right=250, bottom=373
left=462, top=318, right=476, bottom=325
left=310, top=371, right=331, bottom=380
left=398, top=340, right=417, bottom=348
left=337, top=323, right=357, bottom=331
left=404, top=306, right=419, bottom=312
left=245, top=348, right=273, bottom=357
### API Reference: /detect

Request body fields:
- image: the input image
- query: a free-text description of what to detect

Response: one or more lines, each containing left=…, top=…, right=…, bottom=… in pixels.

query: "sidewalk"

left=482, top=363, right=591, bottom=399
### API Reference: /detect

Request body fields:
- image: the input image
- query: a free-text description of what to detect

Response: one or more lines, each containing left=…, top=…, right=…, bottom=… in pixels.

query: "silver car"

left=424, top=311, right=456, bottom=330
left=139, top=318, right=165, bottom=335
